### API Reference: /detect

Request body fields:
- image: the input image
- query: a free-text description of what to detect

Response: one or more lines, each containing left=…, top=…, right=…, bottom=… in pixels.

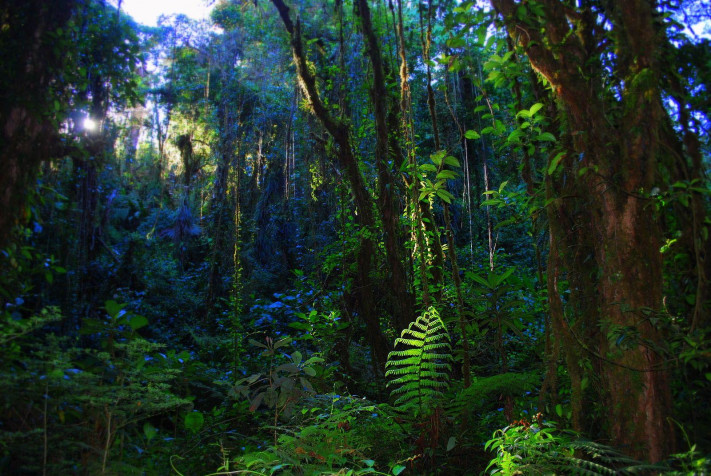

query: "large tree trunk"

left=0, top=0, right=76, bottom=248
left=490, top=0, right=675, bottom=461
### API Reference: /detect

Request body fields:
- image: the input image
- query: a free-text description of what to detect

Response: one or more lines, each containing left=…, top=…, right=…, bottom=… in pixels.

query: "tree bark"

left=490, top=0, right=675, bottom=461
left=0, top=0, right=76, bottom=247
left=354, top=0, right=414, bottom=332
left=270, top=0, right=389, bottom=371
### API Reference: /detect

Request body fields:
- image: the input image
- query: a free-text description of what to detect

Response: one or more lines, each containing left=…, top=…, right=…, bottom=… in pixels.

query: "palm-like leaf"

left=385, top=307, right=451, bottom=411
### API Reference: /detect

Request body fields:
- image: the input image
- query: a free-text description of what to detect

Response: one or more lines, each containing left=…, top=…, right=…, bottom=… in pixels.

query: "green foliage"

left=449, top=372, right=539, bottom=415
left=233, top=335, right=323, bottom=444
left=485, top=422, right=668, bottom=475
left=227, top=395, right=409, bottom=476
left=385, top=307, right=452, bottom=411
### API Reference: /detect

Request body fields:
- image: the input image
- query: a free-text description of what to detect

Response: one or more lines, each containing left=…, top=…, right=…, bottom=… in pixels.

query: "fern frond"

left=385, top=307, right=452, bottom=411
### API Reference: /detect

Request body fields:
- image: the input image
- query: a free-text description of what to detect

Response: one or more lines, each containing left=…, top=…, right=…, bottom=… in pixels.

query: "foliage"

left=0, top=0, right=709, bottom=473
left=485, top=421, right=667, bottom=475
left=385, top=307, right=452, bottom=412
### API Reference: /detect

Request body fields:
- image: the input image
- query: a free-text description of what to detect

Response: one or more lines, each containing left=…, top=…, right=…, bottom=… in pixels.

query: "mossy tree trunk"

left=270, top=0, right=390, bottom=370
left=490, top=0, right=681, bottom=461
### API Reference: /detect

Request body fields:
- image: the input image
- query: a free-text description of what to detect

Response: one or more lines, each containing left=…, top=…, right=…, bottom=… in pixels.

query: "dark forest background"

left=1, top=0, right=710, bottom=474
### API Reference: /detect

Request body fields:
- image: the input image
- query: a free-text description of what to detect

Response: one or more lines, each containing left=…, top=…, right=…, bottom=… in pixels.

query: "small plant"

left=232, top=336, right=322, bottom=445
left=385, top=307, right=452, bottom=412
left=485, top=419, right=669, bottom=475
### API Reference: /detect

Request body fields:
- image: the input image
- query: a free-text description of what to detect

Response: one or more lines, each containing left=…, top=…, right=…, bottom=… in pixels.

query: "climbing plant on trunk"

left=484, top=0, right=710, bottom=462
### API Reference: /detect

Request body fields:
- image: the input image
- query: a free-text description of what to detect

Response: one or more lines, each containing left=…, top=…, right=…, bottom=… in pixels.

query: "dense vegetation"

left=1, top=0, right=710, bottom=474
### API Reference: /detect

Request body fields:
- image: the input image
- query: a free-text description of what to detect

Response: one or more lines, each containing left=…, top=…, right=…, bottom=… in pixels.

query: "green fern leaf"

left=385, top=307, right=452, bottom=411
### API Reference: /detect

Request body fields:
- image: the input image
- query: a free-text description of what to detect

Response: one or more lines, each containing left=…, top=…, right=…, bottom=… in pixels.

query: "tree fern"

left=385, top=307, right=451, bottom=411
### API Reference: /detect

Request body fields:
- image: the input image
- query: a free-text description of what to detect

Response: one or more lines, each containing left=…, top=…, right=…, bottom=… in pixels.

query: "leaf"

left=276, top=363, right=300, bottom=374
left=392, top=465, right=406, bottom=475
left=128, top=314, right=148, bottom=331
left=529, top=102, right=544, bottom=116
left=506, top=129, right=523, bottom=144
left=292, top=350, right=302, bottom=365
left=273, top=336, right=292, bottom=349
left=436, top=189, right=454, bottom=204
left=249, top=392, right=265, bottom=412
left=467, top=272, right=491, bottom=289
left=555, top=404, right=563, bottom=418
left=184, top=411, right=204, bottom=433
left=447, top=436, right=457, bottom=451
left=547, top=152, right=566, bottom=175
left=446, top=37, right=466, bottom=48
left=304, top=356, right=324, bottom=365
left=493, top=267, right=516, bottom=286
left=303, top=366, right=316, bottom=377
left=436, top=170, right=458, bottom=180
left=105, top=300, right=126, bottom=319
left=536, top=132, right=556, bottom=142
left=143, top=422, right=157, bottom=441
left=249, top=339, right=267, bottom=349
left=465, top=129, right=480, bottom=139
left=49, top=369, right=64, bottom=380
left=444, top=156, right=461, bottom=168
left=300, top=377, right=315, bottom=393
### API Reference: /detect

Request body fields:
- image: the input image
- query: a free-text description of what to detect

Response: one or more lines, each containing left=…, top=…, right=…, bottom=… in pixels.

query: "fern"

left=446, top=371, right=539, bottom=417
left=385, top=307, right=451, bottom=411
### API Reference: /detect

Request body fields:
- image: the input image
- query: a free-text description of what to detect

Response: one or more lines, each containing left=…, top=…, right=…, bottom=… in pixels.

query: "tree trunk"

left=490, top=0, right=675, bottom=460
left=355, top=0, right=414, bottom=332
left=0, top=0, right=76, bottom=247
left=270, top=0, right=389, bottom=370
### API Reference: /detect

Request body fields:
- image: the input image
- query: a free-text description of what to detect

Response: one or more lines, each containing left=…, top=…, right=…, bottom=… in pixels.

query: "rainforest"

left=1, top=0, right=710, bottom=474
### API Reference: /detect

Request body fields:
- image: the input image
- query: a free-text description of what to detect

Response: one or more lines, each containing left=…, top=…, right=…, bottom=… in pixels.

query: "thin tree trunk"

left=355, top=0, right=414, bottom=332
left=270, top=0, right=389, bottom=371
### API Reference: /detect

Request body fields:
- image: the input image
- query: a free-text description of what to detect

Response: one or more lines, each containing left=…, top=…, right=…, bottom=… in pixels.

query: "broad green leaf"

left=249, top=392, right=265, bottom=412
left=392, top=465, right=407, bottom=475
left=547, top=152, right=566, bottom=175
left=300, top=377, right=315, bottom=393
left=447, top=436, right=457, bottom=451
left=128, top=314, right=148, bottom=331
left=536, top=132, right=556, bottom=142
left=467, top=272, right=491, bottom=289
left=249, top=338, right=267, bottom=349
left=276, top=363, right=299, bottom=373
left=446, top=37, right=466, bottom=48
left=465, top=129, right=480, bottom=139
left=436, top=170, right=458, bottom=180
left=494, top=267, right=516, bottom=286
left=273, top=336, right=292, bottom=349
left=444, top=156, right=461, bottom=168
left=292, top=350, right=302, bottom=365
left=49, top=369, right=64, bottom=380
left=529, top=102, right=544, bottom=116
left=436, top=189, right=454, bottom=204
left=105, top=300, right=126, bottom=319
left=143, top=422, right=157, bottom=441
left=184, top=411, right=204, bottom=433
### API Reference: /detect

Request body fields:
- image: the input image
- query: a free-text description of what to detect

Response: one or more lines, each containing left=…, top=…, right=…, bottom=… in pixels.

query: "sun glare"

left=83, top=117, right=98, bottom=131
